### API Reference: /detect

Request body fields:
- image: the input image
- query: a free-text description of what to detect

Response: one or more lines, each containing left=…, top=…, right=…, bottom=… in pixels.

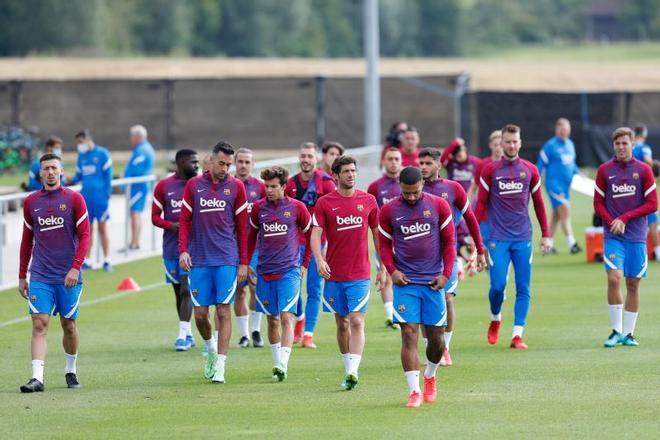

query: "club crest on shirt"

left=224, top=188, right=231, bottom=195
left=284, top=211, right=291, bottom=218
left=250, top=191, right=257, bottom=198
left=520, top=171, right=526, bottom=178
left=31, top=295, right=37, bottom=303
left=609, top=254, right=616, bottom=260
left=397, top=304, right=406, bottom=313
left=192, top=288, right=198, bottom=297
left=633, top=172, right=639, bottom=180
left=59, top=203, right=67, bottom=211
left=357, top=204, right=364, bottom=212
left=423, top=209, right=432, bottom=218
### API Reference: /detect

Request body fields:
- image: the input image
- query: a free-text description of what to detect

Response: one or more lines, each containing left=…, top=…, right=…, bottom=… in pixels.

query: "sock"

left=341, top=353, right=350, bottom=374
left=384, top=301, right=394, bottom=320
left=236, top=315, right=249, bottom=338
left=204, top=337, right=217, bottom=354
left=297, top=313, right=305, bottom=322
left=216, top=354, right=226, bottom=372
left=186, top=322, right=193, bottom=336
left=491, top=313, right=502, bottom=321
left=32, top=360, right=45, bottom=382
left=178, top=321, right=190, bottom=340
left=404, top=370, right=421, bottom=393
left=608, top=304, right=623, bottom=334
left=424, top=361, right=439, bottom=379
left=214, top=330, right=219, bottom=342
left=655, top=246, right=660, bottom=261
left=250, top=311, right=262, bottom=333
left=280, top=346, right=292, bottom=371
left=512, top=325, right=524, bottom=338
left=422, top=338, right=428, bottom=349
left=444, top=331, right=453, bottom=350
left=622, top=311, right=638, bottom=336
left=348, top=354, right=362, bottom=375
left=566, top=234, right=576, bottom=247
left=64, top=353, right=77, bottom=374
left=303, top=331, right=313, bottom=337
left=270, top=343, right=281, bottom=366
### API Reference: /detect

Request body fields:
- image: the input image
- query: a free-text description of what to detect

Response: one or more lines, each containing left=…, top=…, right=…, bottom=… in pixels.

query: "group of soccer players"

left=17, top=120, right=657, bottom=409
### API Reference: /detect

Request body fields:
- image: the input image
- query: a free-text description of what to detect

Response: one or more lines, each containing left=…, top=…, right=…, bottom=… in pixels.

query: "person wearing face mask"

left=24, top=136, right=65, bottom=191
left=69, top=130, right=113, bottom=272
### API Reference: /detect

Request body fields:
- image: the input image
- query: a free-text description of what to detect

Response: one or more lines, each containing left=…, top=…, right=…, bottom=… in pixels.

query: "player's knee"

left=336, top=316, right=350, bottom=332
left=348, top=314, right=363, bottom=330
left=216, top=305, right=231, bottom=320
left=625, top=277, right=640, bottom=293
left=607, top=270, right=622, bottom=286
left=194, top=308, right=209, bottom=321
left=32, top=316, right=49, bottom=334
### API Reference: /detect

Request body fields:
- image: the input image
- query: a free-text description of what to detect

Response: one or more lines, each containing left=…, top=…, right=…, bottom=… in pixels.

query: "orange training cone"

left=117, top=277, right=141, bottom=292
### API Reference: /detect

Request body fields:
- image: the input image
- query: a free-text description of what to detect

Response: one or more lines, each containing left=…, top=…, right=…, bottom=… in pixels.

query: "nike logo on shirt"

left=395, top=216, right=405, bottom=221
left=332, top=207, right=340, bottom=211
left=197, top=189, right=206, bottom=193
left=167, top=192, right=175, bottom=195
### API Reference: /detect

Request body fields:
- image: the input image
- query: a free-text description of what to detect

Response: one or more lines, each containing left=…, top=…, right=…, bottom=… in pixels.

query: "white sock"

left=178, top=321, right=190, bottom=340
left=186, top=322, right=193, bottom=336
left=512, top=325, right=524, bottom=338
left=271, top=343, right=281, bottom=366
left=341, top=353, right=351, bottom=374
left=348, top=354, right=362, bottom=375
left=655, top=246, right=660, bottom=261
left=297, top=313, right=305, bottom=322
left=64, top=353, right=77, bottom=374
left=444, top=331, right=453, bottom=350
left=216, top=354, right=226, bottom=372
left=32, top=359, right=45, bottom=382
left=384, top=301, right=394, bottom=320
left=250, top=311, right=262, bottom=332
left=566, top=234, right=576, bottom=247
left=622, top=311, right=638, bottom=336
left=424, top=361, right=439, bottom=379
left=608, top=304, right=623, bottom=333
left=491, top=313, right=502, bottom=321
left=204, top=337, right=217, bottom=354
left=280, top=346, right=292, bottom=371
left=214, top=330, right=219, bottom=342
left=404, top=370, right=421, bottom=393
left=236, top=315, right=249, bottom=338
left=422, top=338, right=428, bottom=349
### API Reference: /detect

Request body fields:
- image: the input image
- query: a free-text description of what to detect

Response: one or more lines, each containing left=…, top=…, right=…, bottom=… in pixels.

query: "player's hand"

left=248, top=266, right=257, bottom=287
left=429, top=275, right=448, bottom=291
left=64, top=268, right=80, bottom=288
left=610, top=219, right=626, bottom=235
left=300, top=266, right=307, bottom=280
left=375, top=268, right=387, bottom=292
left=237, top=264, right=248, bottom=284
left=317, top=259, right=332, bottom=280
left=476, top=254, right=487, bottom=272
left=540, top=237, right=552, bottom=255
left=169, top=222, right=179, bottom=232
left=179, top=252, right=192, bottom=272
left=391, top=270, right=409, bottom=286
left=18, top=278, right=29, bottom=299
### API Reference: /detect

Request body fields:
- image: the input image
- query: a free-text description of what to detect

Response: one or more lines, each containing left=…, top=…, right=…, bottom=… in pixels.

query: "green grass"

left=1, top=190, right=659, bottom=439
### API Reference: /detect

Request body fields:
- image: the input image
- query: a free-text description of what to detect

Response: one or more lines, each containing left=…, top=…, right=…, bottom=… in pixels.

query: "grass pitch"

left=0, top=191, right=659, bottom=439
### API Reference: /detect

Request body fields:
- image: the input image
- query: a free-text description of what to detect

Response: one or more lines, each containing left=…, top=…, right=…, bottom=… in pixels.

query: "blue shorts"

left=28, top=281, right=83, bottom=320
left=322, top=280, right=370, bottom=316
left=129, top=183, right=148, bottom=213
left=479, top=221, right=490, bottom=244
left=392, top=284, right=447, bottom=326
left=164, top=258, right=188, bottom=284
left=648, top=212, right=658, bottom=225
left=239, top=251, right=259, bottom=289
left=604, top=239, right=648, bottom=278
left=546, top=181, right=571, bottom=209
left=255, top=268, right=301, bottom=316
left=189, top=265, right=238, bottom=307
left=85, top=197, right=110, bottom=223
left=445, top=263, right=459, bottom=296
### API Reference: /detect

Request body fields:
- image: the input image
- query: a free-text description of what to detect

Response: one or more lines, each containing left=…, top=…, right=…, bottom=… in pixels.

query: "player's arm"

left=440, top=139, right=461, bottom=167
left=18, top=198, right=35, bottom=298
left=431, top=198, right=456, bottom=290
left=367, top=198, right=386, bottom=289
left=618, top=166, right=658, bottom=223
left=151, top=181, right=174, bottom=230
left=377, top=205, right=399, bottom=278
left=311, top=201, right=331, bottom=279
left=474, top=164, right=492, bottom=223
left=536, top=142, right=550, bottom=176
left=247, top=201, right=260, bottom=263
left=69, top=156, right=82, bottom=185
left=468, top=163, right=481, bottom=202
left=530, top=165, right=551, bottom=253
left=367, top=181, right=378, bottom=200
left=102, top=150, right=113, bottom=197
left=234, top=181, right=249, bottom=284
left=593, top=166, right=615, bottom=228
left=297, top=204, right=313, bottom=269
left=322, top=177, right=337, bottom=193
left=178, top=181, right=194, bottom=270
left=66, top=193, right=91, bottom=287
left=454, top=183, right=485, bottom=254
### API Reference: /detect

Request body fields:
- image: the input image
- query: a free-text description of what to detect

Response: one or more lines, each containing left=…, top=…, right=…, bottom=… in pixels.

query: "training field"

left=1, top=190, right=659, bottom=439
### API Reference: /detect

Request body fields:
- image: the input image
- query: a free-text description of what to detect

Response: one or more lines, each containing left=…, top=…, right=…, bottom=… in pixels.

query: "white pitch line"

left=0, top=281, right=164, bottom=329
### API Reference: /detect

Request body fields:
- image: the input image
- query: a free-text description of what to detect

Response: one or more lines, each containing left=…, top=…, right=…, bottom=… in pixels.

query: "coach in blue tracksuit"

left=536, top=118, right=581, bottom=255
left=124, top=125, right=155, bottom=251
left=70, top=129, right=113, bottom=271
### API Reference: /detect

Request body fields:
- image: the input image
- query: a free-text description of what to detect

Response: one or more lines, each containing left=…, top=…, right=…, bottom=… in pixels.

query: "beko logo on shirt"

left=612, top=183, right=636, bottom=198
left=336, top=215, right=363, bottom=231
left=170, top=199, right=183, bottom=209
left=498, top=180, right=524, bottom=194
left=38, top=216, right=65, bottom=231
left=200, top=197, right=226, bottom=212
left=401, top=222, right=431, bottom=240
left=263, top=222, right=288, bottom=236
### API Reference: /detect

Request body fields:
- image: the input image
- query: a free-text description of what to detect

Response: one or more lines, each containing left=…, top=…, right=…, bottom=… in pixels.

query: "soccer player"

left=419, top=148, right=486, bottom=366
left=248, top=166, right=312, bottom=381
left=536, top=118, right=582, bottom=254
left=179, top=141, right=248, bottom=384
left=321, top=142, right=345, bottom=176
left=285, top=142, right=336, bottom=348
left=69, top=130, right=113, bottom=272
left=24, top=136, right=65, bottom=191
left=367, top=146, right=402, bottom=328
left=441, top=137, right=481, bottom=193
left=378, top=166, right=456, bottom=408
left=469, top=130, right=503, bottom=242
left=399, top=127, right=421, bottom=167
left=475, top=124, right=551, bottom=349
left=311, top=155, right=385, bottom=390
left=594, top=127, right=657, bottom=348
left=18, top=153, right=90, bottom=393
left=234, top=147, right=267, bottom=348
left=152, top=149, right=199, bottom=351
left=632, top=124, right=660, bottom=261
left=124, top=125, right=156, bottom=251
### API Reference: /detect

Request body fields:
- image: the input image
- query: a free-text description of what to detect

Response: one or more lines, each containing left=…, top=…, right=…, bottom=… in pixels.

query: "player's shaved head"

left=175, top=149, right=199, bottom=179
left=399, top=166, right=422, bottom=185
left=175, top=148, right=197, bottom=162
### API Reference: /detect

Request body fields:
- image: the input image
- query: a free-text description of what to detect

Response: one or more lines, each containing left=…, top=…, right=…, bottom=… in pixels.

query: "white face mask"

left=77, top=143, right=89, bottom=154
left=52, top=148, right=62, bottom=157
